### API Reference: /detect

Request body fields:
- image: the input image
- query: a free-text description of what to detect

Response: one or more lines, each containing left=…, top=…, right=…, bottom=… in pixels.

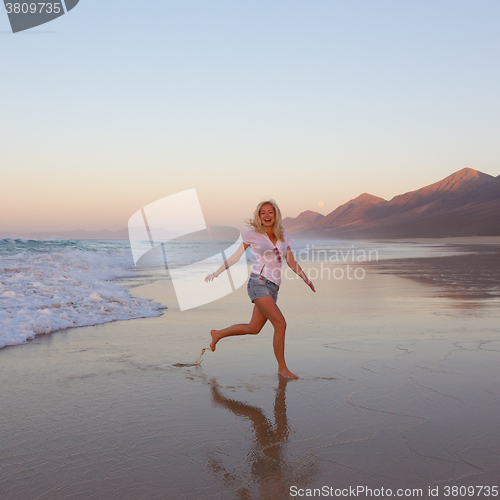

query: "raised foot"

left=278, top=368, right=298, bottom=379
left=210, top=330, right=221, bottom=352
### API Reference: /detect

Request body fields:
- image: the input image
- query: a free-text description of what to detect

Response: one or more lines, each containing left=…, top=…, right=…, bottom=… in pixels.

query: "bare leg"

left=210, top=305, right=267, bottom=351
left=253, top=297, right=297, bottom=379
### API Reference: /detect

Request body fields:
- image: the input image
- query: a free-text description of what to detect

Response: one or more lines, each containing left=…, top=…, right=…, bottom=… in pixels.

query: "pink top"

left=242, top=229, right=292, bottom=286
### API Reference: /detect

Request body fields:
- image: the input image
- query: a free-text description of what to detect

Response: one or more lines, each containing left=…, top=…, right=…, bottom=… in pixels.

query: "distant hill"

left=2, top=228, right=130, bottom=240
left=312, top=193, right=386, bottom=229
left=291, top=168, right=500, bottom=239
left=282, top=210, right=324, bottom=231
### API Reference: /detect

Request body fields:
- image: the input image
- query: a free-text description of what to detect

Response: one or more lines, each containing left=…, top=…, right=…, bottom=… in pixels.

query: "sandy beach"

left=1, top=243, right=500, bottom=499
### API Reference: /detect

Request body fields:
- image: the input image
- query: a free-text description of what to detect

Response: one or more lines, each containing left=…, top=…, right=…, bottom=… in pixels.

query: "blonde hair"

left=246, top=199, right=285, bottom=242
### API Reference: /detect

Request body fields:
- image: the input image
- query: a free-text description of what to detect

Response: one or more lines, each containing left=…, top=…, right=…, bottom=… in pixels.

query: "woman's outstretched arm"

left=285, top=246, right=316, bottom=292
left=205, top=242, right=250, bottom=282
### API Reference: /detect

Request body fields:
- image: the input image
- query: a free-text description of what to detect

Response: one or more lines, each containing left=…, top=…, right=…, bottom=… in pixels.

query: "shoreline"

left=2, top=240, right=499, bottom=351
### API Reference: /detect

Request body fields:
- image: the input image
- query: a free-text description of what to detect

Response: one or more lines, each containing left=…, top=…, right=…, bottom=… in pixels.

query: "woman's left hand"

left=305, top=279, right=316, bottom=292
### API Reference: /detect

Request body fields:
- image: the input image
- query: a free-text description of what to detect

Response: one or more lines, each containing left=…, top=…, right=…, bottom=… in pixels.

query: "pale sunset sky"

left=1, top=1, right=499, bottom=235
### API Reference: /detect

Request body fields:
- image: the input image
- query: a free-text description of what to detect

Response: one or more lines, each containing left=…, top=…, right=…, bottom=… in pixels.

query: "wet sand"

left=1, top=244, right=500, bottom=499
left=372, top=244, right=500, bottom=300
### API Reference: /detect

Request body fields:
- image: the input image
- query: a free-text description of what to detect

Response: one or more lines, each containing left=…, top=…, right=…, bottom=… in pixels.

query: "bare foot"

left=210, top=330, right=221, bottom=351
left=278, top=367, right=298, bottom=379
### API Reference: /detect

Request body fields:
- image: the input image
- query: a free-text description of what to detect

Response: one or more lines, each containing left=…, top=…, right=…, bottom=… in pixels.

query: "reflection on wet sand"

left=372, top=245, right=500, bottom=305
left=206, top=377, right=319, bottom=500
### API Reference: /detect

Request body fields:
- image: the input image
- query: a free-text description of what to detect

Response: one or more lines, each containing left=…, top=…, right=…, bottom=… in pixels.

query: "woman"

left=205, top=199, right=315, bottom=379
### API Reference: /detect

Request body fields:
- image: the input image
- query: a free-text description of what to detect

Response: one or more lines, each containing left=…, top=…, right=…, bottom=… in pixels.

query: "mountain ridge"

left=288, top=168, right=500, bottom=238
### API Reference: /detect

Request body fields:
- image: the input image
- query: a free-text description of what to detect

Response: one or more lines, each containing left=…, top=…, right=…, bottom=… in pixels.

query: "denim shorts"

left=247, top=274, right=279, bottom=303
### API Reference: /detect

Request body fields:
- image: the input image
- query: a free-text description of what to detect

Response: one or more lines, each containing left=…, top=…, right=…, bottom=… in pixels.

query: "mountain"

left=309, top=193, right=386, bottom=229
left=293, top=168, right=500, bottom=239
left=282, top=210, right=324, bottom=231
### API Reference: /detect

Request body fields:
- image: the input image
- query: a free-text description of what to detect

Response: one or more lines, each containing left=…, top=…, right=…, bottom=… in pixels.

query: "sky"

left=1, top=0, right=499, bottom=234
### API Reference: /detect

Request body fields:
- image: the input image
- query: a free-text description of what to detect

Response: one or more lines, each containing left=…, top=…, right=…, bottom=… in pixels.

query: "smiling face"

left=259, top=203, right=276, bottom=230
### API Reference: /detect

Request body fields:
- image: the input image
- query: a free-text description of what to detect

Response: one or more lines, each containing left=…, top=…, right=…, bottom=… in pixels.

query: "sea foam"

left=0, top=246, right=165, bottom=348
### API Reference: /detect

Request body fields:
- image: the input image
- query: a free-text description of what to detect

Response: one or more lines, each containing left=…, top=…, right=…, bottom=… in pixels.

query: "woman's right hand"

left=205, top=273, right=217, bottom=282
